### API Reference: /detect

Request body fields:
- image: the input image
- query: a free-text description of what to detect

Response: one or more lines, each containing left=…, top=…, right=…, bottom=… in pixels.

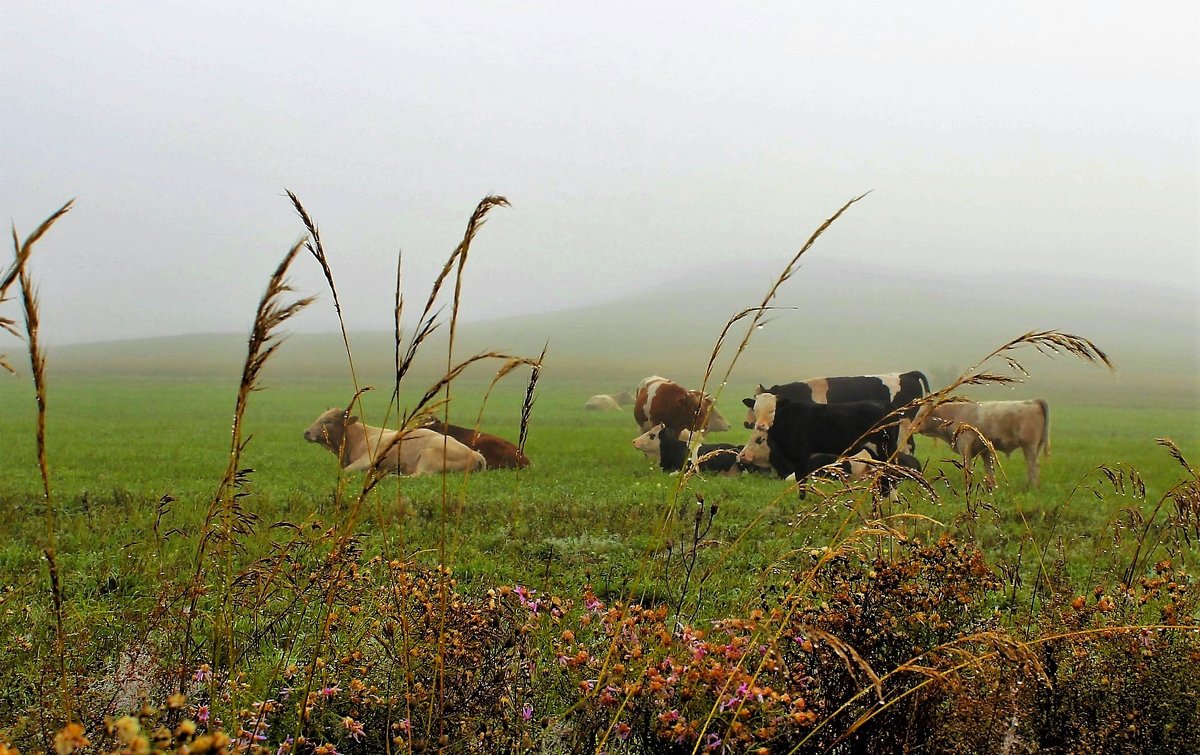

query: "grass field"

left=2, top=201, right=1197, bottom=751
left=3, top=370, right=1196, bottom=589
left=1, top=328, right=1198, bottom=753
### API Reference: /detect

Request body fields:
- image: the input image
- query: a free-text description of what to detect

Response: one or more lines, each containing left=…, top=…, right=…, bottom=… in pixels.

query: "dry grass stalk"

left=179, top=239, right=314, bottom=699
left=9, top=202, right=74, bottom=724
left=2, top=200, right=72, bottom=374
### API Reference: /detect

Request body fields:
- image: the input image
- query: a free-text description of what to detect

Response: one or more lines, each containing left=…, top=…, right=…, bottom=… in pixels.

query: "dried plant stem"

left=180, top=239, right=314, bottom=700
left=10, top=203, right=73, bottom=723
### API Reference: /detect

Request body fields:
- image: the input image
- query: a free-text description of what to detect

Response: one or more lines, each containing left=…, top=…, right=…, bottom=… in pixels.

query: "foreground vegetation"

left=1, top=197, right=1198, bottom=753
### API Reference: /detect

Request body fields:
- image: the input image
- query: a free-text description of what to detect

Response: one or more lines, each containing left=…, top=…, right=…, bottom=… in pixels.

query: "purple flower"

left=521, top=703, right=533, bottom=721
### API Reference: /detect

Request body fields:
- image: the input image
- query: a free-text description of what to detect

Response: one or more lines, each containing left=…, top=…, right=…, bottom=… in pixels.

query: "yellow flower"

left=53, top=723, right=88, bottom=755
left=115, top=715, right=141, bottom=743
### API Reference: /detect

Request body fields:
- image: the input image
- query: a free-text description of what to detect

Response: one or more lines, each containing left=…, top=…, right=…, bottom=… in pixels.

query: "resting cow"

left=807, top=449, right=923, bottom=499
left=585, top=394, right=622, bottom=411
left=421, top=418, right=531, bottom=469
left=738, top=397, right=898, bottom=494
left=743, top=371, right=929, bottom=450
left=304, top=408, right=486, bottom=476
left=632, top=423, right=748, bottom=476
left=634, top=375, right=730, bottom=433
left=915, top=399, right=1050, bottom=488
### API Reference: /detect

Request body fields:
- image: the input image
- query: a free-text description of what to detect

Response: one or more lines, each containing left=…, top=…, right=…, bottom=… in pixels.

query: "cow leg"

left=1023, top=444, right=1041, bottom=488
left=981, top=449, right=997, bottom=489
left=411, top=447, right=446, bottom=477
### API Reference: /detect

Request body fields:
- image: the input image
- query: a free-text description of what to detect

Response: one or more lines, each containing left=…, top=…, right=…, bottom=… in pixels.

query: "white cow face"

left=737, top=428, right=772, bottom=469
left=632, top=423, right=668, bottom=458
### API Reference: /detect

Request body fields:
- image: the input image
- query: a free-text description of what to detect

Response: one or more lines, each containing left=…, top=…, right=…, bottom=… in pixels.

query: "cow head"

left=742, top=392, right=778, bottom=432
left=632, top=423, right=668, bottom=458
left=700, top=398, right=731, bottom=432
left=737, top=428, right=772, bottom=469
left=303, top=407, right=357, bottom=450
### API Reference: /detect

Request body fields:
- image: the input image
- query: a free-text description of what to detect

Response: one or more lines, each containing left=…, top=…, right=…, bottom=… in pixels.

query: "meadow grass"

left=2, top=373, right=1195, bottom=608
left=2, top=195, right=1198, bottom=753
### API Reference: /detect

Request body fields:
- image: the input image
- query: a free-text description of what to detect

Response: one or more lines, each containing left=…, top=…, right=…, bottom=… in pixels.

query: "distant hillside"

left=37, top=260, right=1199, bottom=407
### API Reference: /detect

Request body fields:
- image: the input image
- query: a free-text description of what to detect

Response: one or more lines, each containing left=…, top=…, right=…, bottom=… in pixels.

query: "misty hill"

left=38, top=260, right=1199, bottom=406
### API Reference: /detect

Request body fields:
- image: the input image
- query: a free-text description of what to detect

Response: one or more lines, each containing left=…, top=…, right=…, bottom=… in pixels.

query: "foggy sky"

left=2, top=2, right=1197, bottom=347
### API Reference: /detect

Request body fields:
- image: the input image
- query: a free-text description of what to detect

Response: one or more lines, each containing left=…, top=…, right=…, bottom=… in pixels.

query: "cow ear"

left=756, top=384, right=767, bottom=394
left=346, top=415, right=360, bottom=425
left=742, top=397, right=755, bottom=408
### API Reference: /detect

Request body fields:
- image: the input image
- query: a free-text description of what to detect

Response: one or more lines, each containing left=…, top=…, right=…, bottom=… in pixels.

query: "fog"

left=2, top=2, right=1197, bottom=355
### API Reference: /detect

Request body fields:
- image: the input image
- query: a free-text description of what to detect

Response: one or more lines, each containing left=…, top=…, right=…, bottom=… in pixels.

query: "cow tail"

left=916, top=370, right=931, bottom=396
left=1037, top=399, right=1051, bottom=458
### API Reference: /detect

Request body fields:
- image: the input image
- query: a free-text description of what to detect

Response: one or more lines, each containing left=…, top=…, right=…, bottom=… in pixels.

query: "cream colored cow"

left=304, top=407, right=486, bottom=476
left=915, top=399, right=1050, bottom=488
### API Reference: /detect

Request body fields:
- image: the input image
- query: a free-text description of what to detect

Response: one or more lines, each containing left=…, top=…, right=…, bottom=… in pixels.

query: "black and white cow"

left=737, top=398, right=898, bottom=493
left=807, top=448, right=923, bottom=498
left=633, top=423, right=750, bottom=476
left=743, top=371, right=930, bottom=431
left=743, top=371, right=929, bottom=453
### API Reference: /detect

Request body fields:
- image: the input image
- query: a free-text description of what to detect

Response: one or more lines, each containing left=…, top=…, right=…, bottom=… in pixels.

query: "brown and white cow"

left=304, top=408, right=486, bottom=476
left=421, top=418, right=531, bottom=469
left=914, top=399, right=1050, bottom=488
left=634, top=375, right=730, bottom=433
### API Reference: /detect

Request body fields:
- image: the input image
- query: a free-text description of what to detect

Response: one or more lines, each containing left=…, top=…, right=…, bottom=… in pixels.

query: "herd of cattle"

left=604, top=372, right=1051, bottom=492
left=303, top=370, right=1051, bottom=493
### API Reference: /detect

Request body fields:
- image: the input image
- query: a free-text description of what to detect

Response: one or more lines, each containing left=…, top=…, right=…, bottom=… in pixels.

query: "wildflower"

left=342, top=716, right=365, bottom=742
left=53, top=723, right=89, bottom=755
left=192, top=664, right=213, bottom=683
left=196, top=705, right=210, bottom=724
left=320, top=684, right=341, bottom=698
left=276, top=737, right=294, bottom=755
left=114, top=715, right=140, bottom=743
left=704, top=732, right=724, bottom=752
left=615, top=722, right=631, bottom=740
left=521, top=703, right=533, bottom=721
left=721, top=682, right=749, bottom=711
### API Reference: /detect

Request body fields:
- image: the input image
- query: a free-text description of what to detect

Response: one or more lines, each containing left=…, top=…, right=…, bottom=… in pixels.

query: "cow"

left=632, top=423, right=746, bottom=476
left=634, top=375, right=730, bottom=433
left=585, top=394, right=622, bottom=411
left=737, top=397, right=898, bottom=494
left=744, top=371, right=930, bottom=428
left=807, top=448, right=923, bottom=499
left=304, top=408, right=486, bottom=476
left=421, top=417, right=531, bottom=469
left=744, top=371, right=930, bottom=452
left=914, top=399, right=1050, bottom=488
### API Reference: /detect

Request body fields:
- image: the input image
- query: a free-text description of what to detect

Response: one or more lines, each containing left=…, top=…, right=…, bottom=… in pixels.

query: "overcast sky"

left=2, top=1, right=1197, bottom=346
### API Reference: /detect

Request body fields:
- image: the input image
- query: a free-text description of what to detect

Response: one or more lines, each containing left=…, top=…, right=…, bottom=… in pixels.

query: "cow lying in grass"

left=421, top=417, right=530, bottom=469
left=632, top=423, right=760, bottom=476
left=914, top=398, right=1050, bottom=488
left=304, top=408, right=486, bottom=476
left=807, top=448, right=923, bottom=499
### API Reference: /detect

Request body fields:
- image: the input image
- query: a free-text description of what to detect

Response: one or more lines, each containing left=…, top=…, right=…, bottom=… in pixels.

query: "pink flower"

left=192, top=664, right=212, bottom=683
left=521, top=703, right=533, bottom=721
left=196, top=704, right=210, bottom=723
left=320, top=685, right=341, bottom=698
left=342, top=716, right=365, bottom=742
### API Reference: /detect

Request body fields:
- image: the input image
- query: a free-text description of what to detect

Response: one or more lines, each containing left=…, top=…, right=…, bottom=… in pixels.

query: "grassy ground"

left=2, top=372, right=1196, bottom=618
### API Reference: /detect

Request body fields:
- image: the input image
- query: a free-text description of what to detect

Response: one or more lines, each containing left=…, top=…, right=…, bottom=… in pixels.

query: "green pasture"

left=2, top=370, right=1197, bottom=624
